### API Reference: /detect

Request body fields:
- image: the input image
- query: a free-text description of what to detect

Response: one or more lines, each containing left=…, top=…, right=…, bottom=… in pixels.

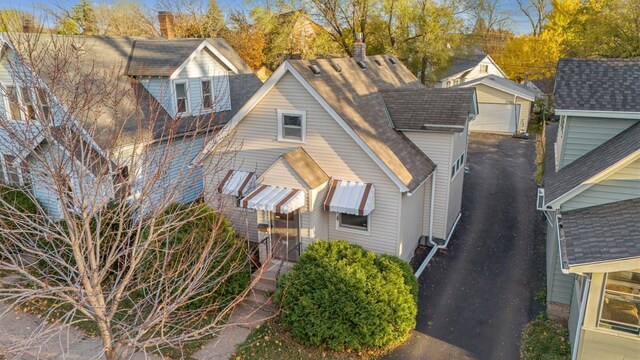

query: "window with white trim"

left=451, top=152, right=465, bottom=179
left=201, top=79, right=213, bottom=110
left=174, top=81, right=189, bottom=114
left=480, top=64, right=489, bottom=73
left=3, top=154, right=21, bottom=184
left=20, top=87, right=36, bottom=120
left=337, top=213, right=369, bottom=233
left=5, top=85, right=22, bottom=120
left=277, top=109, right=306, bottom=142
left=36, top=87, right=51, bottom=120
left=599, top=271, right=640, bottom=336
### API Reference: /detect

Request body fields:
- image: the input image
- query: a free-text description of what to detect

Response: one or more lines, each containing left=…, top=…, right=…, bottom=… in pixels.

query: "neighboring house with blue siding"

left=539, top=58, right=640, bottom=360
left=0, top=16, right=260, bottom=218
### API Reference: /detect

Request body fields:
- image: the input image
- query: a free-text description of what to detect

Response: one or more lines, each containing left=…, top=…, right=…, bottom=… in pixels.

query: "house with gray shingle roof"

left=0, top=15, right=261, bottom=218
left=538, top=58, right=640, bottom=360
left=197, top=39, right=478, bottom=265
left=435, top=52, right=507, bottom=88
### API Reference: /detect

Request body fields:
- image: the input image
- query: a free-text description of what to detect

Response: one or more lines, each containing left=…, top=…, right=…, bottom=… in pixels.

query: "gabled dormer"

left=126, top=38, right=238, bottom=118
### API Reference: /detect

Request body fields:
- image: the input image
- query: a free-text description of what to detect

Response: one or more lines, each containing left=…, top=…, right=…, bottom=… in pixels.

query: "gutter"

left=415, top=211, right=462, bottom=278
left=556, top=214, right=570, bottom=274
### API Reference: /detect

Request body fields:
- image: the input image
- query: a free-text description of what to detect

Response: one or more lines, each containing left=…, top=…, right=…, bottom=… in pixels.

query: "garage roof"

left=455, top=75, right=536, bottom=101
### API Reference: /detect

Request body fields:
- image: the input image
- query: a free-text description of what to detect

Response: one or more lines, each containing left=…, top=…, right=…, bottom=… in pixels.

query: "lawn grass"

left=520, top=319, right=571, bottom=360
left=232, top=319, right=386, bottom=360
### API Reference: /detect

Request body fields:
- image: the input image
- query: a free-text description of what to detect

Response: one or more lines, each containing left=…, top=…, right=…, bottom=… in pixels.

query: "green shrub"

left=0, top=185, right=39, bottom=215
left=520, top=319, right=571, bottom=360
left=140, top=203, right=251, bottom=311
left=275, top=240, right=417, bottom=351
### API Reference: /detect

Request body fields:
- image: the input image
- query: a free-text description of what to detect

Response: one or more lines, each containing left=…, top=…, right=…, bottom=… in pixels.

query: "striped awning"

left=240, top=184, right=305, bottom=214
left=324, top=179, right=375, bottom=216
left=217, top=170, right=256, bottom=197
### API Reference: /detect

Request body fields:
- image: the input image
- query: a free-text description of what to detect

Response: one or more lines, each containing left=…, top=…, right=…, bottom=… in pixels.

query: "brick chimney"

left=22, top=19, right=33, bottom=33
left=158, top=11, right=175, bottom=40
left=353, top=32, right=366, bottom=62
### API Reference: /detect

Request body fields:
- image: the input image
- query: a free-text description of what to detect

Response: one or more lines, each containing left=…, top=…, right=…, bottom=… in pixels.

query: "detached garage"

left=455, top=75, right=536, bottom=134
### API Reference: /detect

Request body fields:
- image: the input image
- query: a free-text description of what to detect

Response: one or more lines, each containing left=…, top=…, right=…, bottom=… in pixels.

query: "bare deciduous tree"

left=0, top=31, right=266, bottom=359
left=517, top=0, right=550, bottom=36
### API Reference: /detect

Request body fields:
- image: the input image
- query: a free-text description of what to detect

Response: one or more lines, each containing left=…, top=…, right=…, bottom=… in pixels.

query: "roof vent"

left=331, top=62, right=342, bottom=73
left=374, top=59, right=382, bottom=66
left=309, top=64, right=321, bottom=75
left=388, top=56, right=397, bottom=65
left=357, top=60, right=367, bottom=69
left=71, top=42, right=85, bottom=53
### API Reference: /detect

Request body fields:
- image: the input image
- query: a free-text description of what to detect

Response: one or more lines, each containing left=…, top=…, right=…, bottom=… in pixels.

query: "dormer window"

left=5, top=85, right=22, bottom=120
left=277, top=109, right=306, bottom=143
left=174, top=81, right=189, bottom=114
left=201, top=79, right=213, bottom=110
left=36, top=87, right=51, bottom=120
left=480, top=64, right=489, bottom=73
left=20, top=87, right=36, bottom=120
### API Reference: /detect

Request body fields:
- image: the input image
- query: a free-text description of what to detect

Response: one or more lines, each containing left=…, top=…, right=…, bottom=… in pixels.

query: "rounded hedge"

left=274, top=240, right=418, bottom=351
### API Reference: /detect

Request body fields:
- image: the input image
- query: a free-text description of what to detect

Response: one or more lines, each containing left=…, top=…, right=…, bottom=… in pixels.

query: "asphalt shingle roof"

left=554, top=58, right=640, bottom=112
left=21, top=35, right=261, bottom=148
left=562, top=197, right=640, bottom=266
left=381, top=88, right=476, bottom=131
left=438, top=54, right=487, bottom=80
left=281, top=147, right=329, bottom=189
left=288, top=56, right=436, bottom=192
left=545, top=121, right=640, bottom=204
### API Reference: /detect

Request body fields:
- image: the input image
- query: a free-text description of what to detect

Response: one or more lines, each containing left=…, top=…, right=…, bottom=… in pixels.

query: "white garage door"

left=470, top=103, right=520, bottom=134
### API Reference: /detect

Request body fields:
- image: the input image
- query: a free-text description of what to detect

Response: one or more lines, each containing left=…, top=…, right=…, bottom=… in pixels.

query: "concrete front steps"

left=227, top=259, right=294, bottom=328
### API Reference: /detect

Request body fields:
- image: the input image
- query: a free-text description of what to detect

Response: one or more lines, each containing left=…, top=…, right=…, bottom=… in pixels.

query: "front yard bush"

left=274, top=240, right=418, bottom=351
left=520, top=319, right=571, bottom=360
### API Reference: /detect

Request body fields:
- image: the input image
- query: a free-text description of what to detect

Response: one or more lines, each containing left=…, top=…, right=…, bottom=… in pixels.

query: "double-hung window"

left=174, top=81, right=189, bottom=114
left=5, top=85, right=22, bottom=120
left=201, top=79, right=213, bottom=110
left=36, top=87, right=51, bottom=120
left=277, top=109, right=306, bottom=142
left=20, top=87, right=36, bottom=120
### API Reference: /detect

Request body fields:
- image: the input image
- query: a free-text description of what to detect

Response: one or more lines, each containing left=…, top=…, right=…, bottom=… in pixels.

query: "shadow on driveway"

left=385, top=133, right=546, bottom=360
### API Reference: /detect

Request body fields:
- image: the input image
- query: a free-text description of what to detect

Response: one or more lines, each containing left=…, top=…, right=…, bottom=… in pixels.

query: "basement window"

left=277, top=109, right=306, bottom=143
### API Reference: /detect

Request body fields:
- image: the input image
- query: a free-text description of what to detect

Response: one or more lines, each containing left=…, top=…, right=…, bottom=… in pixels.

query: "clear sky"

left=1, top=0, right=534, bottom=34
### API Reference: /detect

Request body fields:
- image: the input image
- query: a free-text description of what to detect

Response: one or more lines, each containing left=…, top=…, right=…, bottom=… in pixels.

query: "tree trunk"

left=420, top=56, right=428, bottom=84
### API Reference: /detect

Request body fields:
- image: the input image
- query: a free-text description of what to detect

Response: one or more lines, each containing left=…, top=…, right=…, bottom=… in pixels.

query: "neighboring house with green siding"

left=539, top=58, right=640, bottom=360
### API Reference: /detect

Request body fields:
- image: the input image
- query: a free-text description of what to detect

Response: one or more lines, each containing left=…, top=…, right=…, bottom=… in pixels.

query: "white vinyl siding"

left=205, top=72, right=401, bottom=256
left=471, top=83, right=531, bottom=133
left=403, top=131, right=453, bottom=240
left=562, top=158, right=640, bottom=211
left=399, top=181, right=424, bottom=261
left=559, top=116, right=638, bottom=168
left=447, top=128, right=467, bottom=233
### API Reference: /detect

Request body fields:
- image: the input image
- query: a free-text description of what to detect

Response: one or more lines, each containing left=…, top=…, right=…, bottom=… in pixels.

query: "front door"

left=270, top=210, right=300, bottom=262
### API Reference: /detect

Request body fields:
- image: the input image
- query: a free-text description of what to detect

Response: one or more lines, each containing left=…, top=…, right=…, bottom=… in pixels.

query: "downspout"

left=572, top=277, right=591, bottom=360
left=428, top=169, right=436, bottom=244
left=415, top=211, right=462, bottom=278
left=556, top=213, right=570, bottom=274
left=513, top=94, right=519, bottom=133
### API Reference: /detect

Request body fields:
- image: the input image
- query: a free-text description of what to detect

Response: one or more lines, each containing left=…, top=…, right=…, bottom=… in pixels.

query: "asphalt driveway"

left=386, top=133, right=546, bottom=360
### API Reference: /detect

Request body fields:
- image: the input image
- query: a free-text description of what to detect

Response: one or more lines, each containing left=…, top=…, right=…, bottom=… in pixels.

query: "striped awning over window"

left=239, top=184, right=305, bottom=214
left=324, top=179, right=375, bottom=216
left=217, top=170, right=256, bottom=197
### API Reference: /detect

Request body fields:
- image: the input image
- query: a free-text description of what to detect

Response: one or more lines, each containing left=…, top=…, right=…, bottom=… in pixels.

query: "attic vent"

left=309, top=64, right=321, bottom=75
left=331, top=62, right=342, bottom=73
left=71, top=42, right=85, bottom=53
left=374, top=59, right=382, bottom=66
left=357, top=60, right=367, bottom=69
left=388, top=56, right=397, bottom=65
